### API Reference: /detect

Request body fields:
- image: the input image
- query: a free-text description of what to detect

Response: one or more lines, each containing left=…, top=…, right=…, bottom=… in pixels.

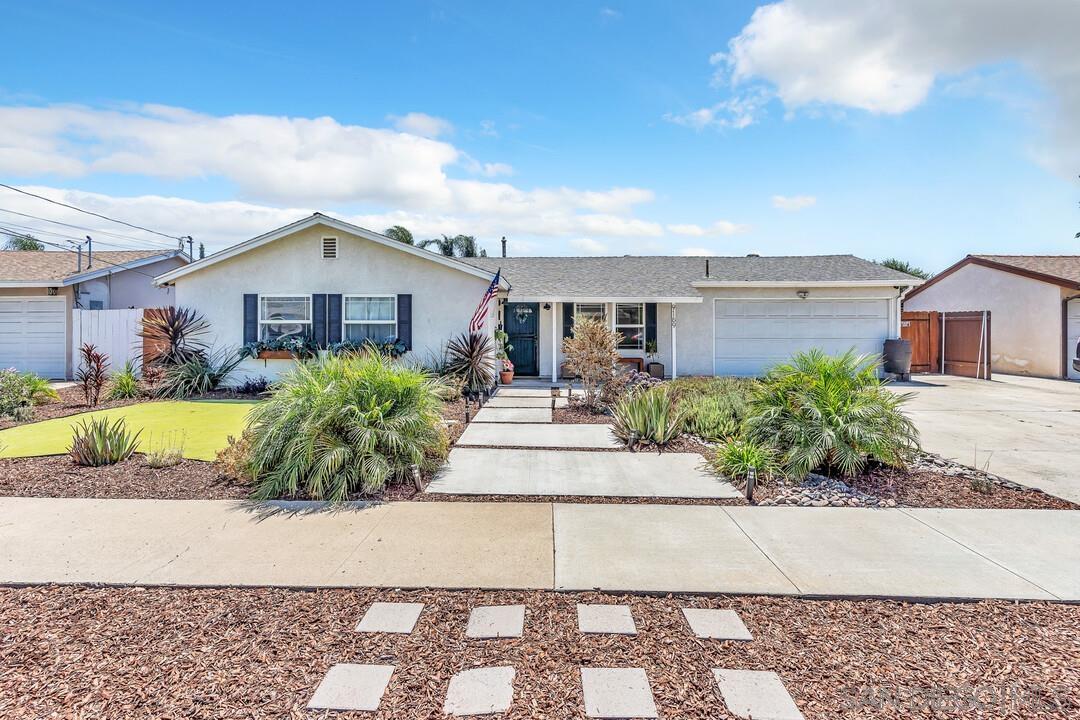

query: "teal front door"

left=504, top=302, right=539, bottom=376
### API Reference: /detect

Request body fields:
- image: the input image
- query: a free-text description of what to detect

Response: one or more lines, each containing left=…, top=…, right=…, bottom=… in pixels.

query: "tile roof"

left=466, top=254, right=920, bottom=298
left=972, top=255, right=1080, bottom=285
left=0, top=250, right=174, bottom=282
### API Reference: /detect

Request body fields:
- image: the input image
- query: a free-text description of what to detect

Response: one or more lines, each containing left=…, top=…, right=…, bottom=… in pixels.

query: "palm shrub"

left=68, top=417, right=141, bottom=466
left=107, top=360, right=142, bottom=400
left=746, top=349, right=920, bottom=478
left=611, top=385, right=685, bottom=448
left=154, top=348, right=243, bottom=399
left=444, top=332, right=496, bottom=395
left=562, top=317, right=620, bottom=410
left=21, top=372, right=60, bottom=405
left=246, top=353, right=447, bottom=501
left=712, top=438, right=782, bottom=487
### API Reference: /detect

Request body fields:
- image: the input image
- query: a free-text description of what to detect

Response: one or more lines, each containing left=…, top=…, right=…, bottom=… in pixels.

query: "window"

left=574, top=303, right=606, bottom=323
left=344, top=295, right=397, bottom=343
left=615, top=303, right=645, bottom=349
left=322, top=237, right=338, bottom=258
left=259, top=295, right=311, bottom=341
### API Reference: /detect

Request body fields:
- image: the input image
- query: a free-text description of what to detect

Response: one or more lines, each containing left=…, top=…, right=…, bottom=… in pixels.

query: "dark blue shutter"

left=645, top=303, right=657, bottom=346
left=243, top=294, right=258, bottom=344
left=312, top=294, right=327, bottom=347
left=397, top=294, right=412, bottom=350
left=327, top=294, right=342, bottom=344
left=562, top=303, right=574, bottom=338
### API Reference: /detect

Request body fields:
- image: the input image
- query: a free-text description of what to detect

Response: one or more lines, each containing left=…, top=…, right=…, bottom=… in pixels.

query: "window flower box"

left=256, top=349, right=296, bottom=360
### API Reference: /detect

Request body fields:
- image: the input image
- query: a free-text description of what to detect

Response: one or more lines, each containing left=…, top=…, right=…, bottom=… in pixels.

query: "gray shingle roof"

left=466, top=254, right=920, bottom=298
left=972, top=255, right=1080, bottom=285
left=0, top=250, right=177, bottom=282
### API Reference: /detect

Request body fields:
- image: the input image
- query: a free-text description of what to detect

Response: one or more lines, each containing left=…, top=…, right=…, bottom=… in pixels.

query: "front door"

left=504, top=302, right=539, bottom=376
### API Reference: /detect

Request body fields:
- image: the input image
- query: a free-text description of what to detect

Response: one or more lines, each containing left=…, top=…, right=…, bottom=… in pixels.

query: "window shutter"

left=327, top=294, right=342, bottom=344
left=243, top=294, right=258, bottom=344
left=397, top=294, right=412, bottom=350
left=562, top=303, right=574, bottom=339
left=312, top=293, right=327, bottom=347
left=645, top=303, right=657, bottom=345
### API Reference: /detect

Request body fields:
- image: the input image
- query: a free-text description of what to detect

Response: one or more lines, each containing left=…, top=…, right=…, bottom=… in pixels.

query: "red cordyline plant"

left=74, top=343, right=109, bottom=407
left=138, top=306, right=210, bottom=367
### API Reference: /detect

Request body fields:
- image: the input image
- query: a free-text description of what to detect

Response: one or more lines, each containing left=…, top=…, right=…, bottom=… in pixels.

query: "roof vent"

left=746, top=253, right=760, bottom=258
left=322, top=237, right=338, bottom=259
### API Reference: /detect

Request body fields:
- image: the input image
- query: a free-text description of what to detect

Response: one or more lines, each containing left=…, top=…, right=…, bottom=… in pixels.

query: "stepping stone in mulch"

left=307, top=663, right=395, bottom=711
left=681, top=608, right=753, bottom=640
left=713, top=668, right=804, bottom=720
left=466, top=605, right=526, bottom=639
left=354, top=602, right=424, bottom=634
left=577, top=604, right=637, bottom=635
left=580, top=667, right=658, bottom=719
left=443, top=666, right=516, bottom=716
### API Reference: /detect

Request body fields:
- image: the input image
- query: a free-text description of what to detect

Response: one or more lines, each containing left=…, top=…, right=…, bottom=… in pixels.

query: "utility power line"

left=0, top=225, right=168, bottom=281
left=0, top=206, right=178, bottom=250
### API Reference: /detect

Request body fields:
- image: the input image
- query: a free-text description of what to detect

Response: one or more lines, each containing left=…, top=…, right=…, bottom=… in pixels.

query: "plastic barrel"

left=882, top=338, right=913, bottom=375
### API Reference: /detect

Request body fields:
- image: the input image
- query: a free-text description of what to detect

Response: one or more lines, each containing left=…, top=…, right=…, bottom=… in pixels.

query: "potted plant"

left=645, top=339, right=664, bottom=378
left=499, top=357, right=515, bottom=385
left=495, top=328, right=515, bottom=384
left=240, top=335, right=319, bottom=361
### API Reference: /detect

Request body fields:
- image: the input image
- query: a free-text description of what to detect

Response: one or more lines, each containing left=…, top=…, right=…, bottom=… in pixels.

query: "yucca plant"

left=68, top=416, right=141, bottom=466
left=138, top=306, right=210, bottom=367
left=74, top=344, right=109, bottom=406
left=154, top=348, right=243, bottom=399
left=106, top=360, right=142, bottom=400
left=444, top=332, right=496, bottom=394
left=746, top=349, right=920, bottom=478
left=611, top=385, right=686, bottom=449
left=246, top=353, right=447, bottom=502
left=712, top=438, right=782, bottom=487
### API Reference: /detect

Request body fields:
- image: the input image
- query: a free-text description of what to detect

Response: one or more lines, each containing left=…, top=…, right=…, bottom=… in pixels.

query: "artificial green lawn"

left=0, top=400, right=257, bottom=462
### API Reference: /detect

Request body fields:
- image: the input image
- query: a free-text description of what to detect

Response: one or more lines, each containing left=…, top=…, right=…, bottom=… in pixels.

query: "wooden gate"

left=71, top=308, right=145, bottom=371
left=901, top=310, right=991, bottom=378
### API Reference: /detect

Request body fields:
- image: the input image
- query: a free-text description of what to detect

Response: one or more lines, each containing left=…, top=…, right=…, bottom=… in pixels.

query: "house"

left=903, top=254, right=1080, bottom=379
left=0, top=249, right=188, bottom=378
left=154, top=213, right=923, bottom=383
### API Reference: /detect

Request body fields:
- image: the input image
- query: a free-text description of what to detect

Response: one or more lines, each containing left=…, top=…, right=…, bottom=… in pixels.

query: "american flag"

left=469, top=269, right=500, bottom=333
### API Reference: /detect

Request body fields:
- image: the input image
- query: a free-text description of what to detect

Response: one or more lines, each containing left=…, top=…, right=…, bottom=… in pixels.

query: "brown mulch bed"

left=0, top=385, right=143, bottom=430
left=0, top=455, right=250, bottom=500
left=1, top=586, right=1077, bottom=719
left=553, top=404, right=613, bottom=424
left=846, top=467, right=1079, bottom=510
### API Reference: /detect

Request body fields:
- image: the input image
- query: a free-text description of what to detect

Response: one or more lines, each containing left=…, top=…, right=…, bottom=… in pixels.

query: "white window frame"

left=573, top=302, right=606, bottom=323
left=615, top=302, right=645, bottom=350
left=343, top=294, right=398, bottom=342
left=257, top=293, right=312, bottom=341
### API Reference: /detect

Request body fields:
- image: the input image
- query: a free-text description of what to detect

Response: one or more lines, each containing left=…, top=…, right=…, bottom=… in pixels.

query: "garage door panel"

left=0, top=298, right=67, bottom=378
left=1068, top=300, right=1080, bottom=380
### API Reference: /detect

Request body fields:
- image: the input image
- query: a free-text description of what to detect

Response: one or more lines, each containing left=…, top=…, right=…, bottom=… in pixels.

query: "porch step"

left=485, top=396, right=568, bottom=409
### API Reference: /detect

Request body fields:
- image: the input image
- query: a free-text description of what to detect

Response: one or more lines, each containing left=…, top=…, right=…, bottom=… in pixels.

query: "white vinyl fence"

left=71, top=308, right=144, bottom=373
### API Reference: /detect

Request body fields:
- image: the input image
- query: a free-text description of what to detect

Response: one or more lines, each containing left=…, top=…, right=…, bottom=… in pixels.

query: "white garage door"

left=713, top=298, right=890, bottom=376
left=0, top=297, right=67, bottom=378
left=1068, top=299, right=1080, bottom=380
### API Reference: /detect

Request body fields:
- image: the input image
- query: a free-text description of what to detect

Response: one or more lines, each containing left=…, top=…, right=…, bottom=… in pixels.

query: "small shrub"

left=970, top=475, right=994, bottom=495
left=235, top=376, right=271, bottom=395
left=611, top=385, right=685, bottom=448
left=139, top=306, right=210, bottom=367
left=106, top=360, right=142, bottom=400
left=155, top=348, right=243, bottom=399
left=9, top=404, right=34, bottom=422
left=144, top=431, right=186, bottom=468
left=0, top=368, right=32, bottom=418
left=74, top=344, right=109, bottom=407
left=444, top=332, right=496, bottom=394
left=21, top=372, right=60, bottom=405
left=216, top=432, right=254, bottom=482
left=562, top=317, right=620, bottom=410
left=713, top=438, right=782, bottom=487
left=68, top=416, right=141, bottom=466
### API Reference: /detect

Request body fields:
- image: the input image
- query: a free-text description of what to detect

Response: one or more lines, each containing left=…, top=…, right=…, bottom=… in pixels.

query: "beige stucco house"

left=903, top=255, right=1080, bottom=379
left=155, top=213, right=923, bottom=384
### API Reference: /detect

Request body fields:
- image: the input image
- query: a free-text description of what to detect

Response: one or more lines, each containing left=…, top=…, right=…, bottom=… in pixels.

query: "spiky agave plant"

left=68, top=416, right=141, bottom=466
left=443, top=332, right=496, bottom=394
left=138, top=306, right=210, bottom=367
left=154, top=348, right=243, bottom=399
left=610, top=385, right=686, bottom=449
left=246, top=353, right=446, bottom=502
left=746, top=349, right=920, bottom=478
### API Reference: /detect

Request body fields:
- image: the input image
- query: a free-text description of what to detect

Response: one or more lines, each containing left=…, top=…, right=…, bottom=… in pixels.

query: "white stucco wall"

left=904, top=263, right=1066, bottom=378
left=170, top=223, right=494, bottom=384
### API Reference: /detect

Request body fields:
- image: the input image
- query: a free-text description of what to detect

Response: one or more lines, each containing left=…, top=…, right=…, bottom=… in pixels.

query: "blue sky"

left=1, top=0, right=1077, bottom=271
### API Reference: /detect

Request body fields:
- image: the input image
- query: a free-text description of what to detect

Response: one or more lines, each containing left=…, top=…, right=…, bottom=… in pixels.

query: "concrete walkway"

left=457, top=422, right=621, bottom=449
left=2, top=497, right=1076, bottom=601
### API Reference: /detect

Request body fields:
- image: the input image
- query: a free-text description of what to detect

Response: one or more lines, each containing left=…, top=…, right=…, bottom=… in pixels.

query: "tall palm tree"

left=420, top=234, right=459, bottom=256
left=454, top=235, right=487, bottom=258
left=419, top=234, right=487, bottom=257
left=384, top=225, right=414, bottom=245
left=3, top=233, right=44, bottom=251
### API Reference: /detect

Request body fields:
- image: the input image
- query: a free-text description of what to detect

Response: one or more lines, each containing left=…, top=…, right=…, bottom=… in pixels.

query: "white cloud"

left=771, top=194, right=816, bottom=211
left=569, top=237, right=610, bottom=255
left=712, top=0, right=1080, bottom=175
left=664, top=88, right=771, bottom=130
left=387, top=111, right=453, bottom=138
left=600, top=7, right=621, bottom=20
left=666, top=220, right=748, bottom=236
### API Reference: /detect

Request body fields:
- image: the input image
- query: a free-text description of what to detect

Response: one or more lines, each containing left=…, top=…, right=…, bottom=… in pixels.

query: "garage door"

left=713, top=298, right=890, bottom=376
left=1068, top=299, right=1080, bottom=380
left=0, top=297, right=67, bottom=378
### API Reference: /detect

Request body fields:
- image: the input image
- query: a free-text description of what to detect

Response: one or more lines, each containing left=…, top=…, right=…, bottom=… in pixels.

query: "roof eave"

left=905, top=255, right=1080, bottom=301
left=507, top=295, right=704, bottom=303
left=691, top=279, right=923, bottom=288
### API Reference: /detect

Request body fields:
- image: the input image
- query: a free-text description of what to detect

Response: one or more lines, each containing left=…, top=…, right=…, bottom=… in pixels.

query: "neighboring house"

left=155, top=213, right=923, bottom=383
left=904, top=254, right=1080, bottom=379
left=0, top=249, right=188, bottom=378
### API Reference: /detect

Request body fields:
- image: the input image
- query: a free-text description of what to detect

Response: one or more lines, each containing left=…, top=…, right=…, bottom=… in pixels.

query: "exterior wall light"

left=796, top=290, right=809, bottom=299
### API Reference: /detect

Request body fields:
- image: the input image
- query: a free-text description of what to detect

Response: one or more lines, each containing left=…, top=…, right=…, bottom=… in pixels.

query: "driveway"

left=892, top=374, right=1080, bottom=504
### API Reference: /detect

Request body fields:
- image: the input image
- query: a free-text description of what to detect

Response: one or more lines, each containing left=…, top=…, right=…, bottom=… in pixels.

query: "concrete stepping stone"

left=466, top=605, right=526, bottom=638
left=473, top=407, right=552, bottom=423
left=580, top=667, right=658, bottom=718
left=355, top=601, right=424, bottom=633
left=485, top=396, right=568, bottom=408
left=443, top=666, right=516, bottom=716
left=307, top=663, right=394, bottom=711
left=681, top=608, right=752, bottom=640
left=458, top=423, right=618, bottom=449
left=495, top=388, right=559, bottom=397
left=713, top=669, right=804, bottom=720
left=577, top=604, right=637, bottom=635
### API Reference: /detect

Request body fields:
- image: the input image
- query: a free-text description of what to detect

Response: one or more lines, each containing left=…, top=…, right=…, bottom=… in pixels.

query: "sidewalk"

left=2, top=497, right=1076, bottom=601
